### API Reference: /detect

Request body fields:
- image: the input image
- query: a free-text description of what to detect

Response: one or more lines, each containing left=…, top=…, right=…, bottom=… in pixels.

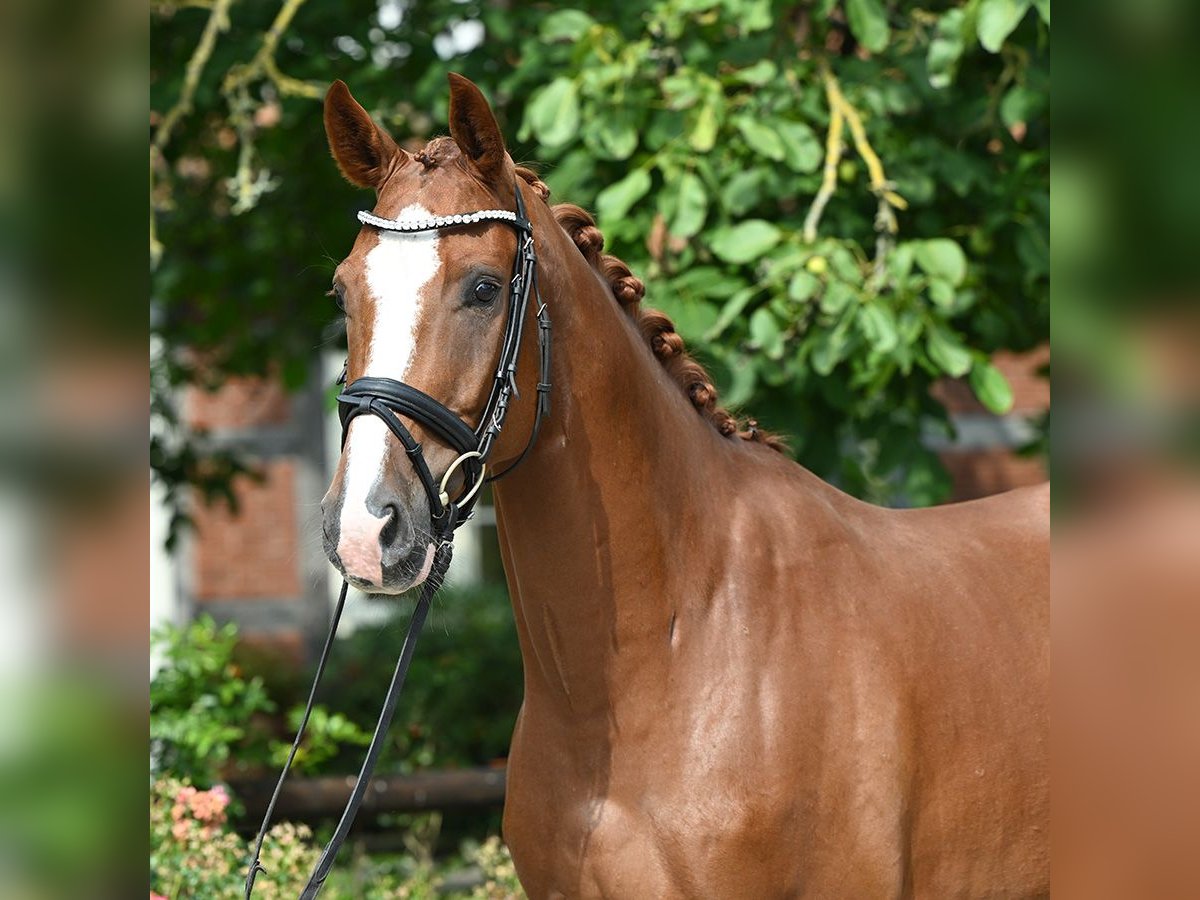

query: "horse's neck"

left=492, top=226, right=724, bottom=716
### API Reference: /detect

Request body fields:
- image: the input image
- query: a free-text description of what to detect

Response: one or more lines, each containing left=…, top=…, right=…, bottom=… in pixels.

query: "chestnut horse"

left=319, top=75, right=1049, bottom=898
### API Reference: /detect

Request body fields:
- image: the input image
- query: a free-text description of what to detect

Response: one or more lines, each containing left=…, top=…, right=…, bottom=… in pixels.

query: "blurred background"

left=9, top=0, right=1200, bottom=896
left=145, top=0, right=1049, bottom=894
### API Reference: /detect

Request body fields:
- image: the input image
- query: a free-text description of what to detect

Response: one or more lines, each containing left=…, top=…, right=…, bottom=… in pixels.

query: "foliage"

left=151, top=615, right=275, bottom=785
left=151, top=0, right=1048, bottom=511
left=150, top=776, right=316, bottom=899
left=149, top=776, right=524, bottom=899
left=1, top=680, right=137, bottom=897
left=150, top=615, right=372, bottom=785
left=269, top=704, right=373, bottom=774
left=316, top=582, right=523, bottom=775
left=464, top=836, right=525, bottom=899
left=150, top=585, right=519, bottom=785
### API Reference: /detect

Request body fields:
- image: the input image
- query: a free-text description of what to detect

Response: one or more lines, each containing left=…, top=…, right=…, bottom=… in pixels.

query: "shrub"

left=151, top=616, right=373, bottom=785
left=466, top=836, right=524, bottom=900
left=150, top=776, right=319, bottom=899
left=149, top=777, right=525, bottom=899
left=150, top=616, right=274, bottom=786
left=317, top=582, right=523, bottom=775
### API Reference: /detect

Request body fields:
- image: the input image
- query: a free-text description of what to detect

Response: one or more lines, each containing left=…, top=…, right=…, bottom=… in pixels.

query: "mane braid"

left=514, top=166, right=785, bottom=452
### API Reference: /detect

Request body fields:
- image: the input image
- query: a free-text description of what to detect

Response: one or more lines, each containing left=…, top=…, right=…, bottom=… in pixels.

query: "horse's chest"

left=504, top=719, right=803, bottom=898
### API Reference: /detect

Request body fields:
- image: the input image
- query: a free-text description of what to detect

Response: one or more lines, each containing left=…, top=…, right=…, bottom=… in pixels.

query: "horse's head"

left=320, top=75, right=539, bottom=593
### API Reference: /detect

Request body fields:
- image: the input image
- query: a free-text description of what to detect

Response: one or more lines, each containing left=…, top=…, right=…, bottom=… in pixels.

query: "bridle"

left=245, top=180, right=550, bottom=899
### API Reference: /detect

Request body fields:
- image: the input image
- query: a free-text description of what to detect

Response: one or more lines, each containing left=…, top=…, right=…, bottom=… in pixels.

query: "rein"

left=244, top=181, right=550, bottom=898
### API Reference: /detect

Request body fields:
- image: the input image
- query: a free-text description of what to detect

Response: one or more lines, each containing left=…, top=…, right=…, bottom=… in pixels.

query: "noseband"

left=338, top=182, right=552, bottom=538
left=245, top=181, right=551, bottom=899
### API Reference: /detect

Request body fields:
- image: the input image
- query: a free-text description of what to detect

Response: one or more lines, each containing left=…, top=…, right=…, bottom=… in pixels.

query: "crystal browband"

left=357, top=208, right=520, bottom=233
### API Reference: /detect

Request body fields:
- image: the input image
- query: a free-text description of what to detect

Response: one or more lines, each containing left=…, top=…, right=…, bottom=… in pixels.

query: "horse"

left=317, top=73, right=1049, bottom=899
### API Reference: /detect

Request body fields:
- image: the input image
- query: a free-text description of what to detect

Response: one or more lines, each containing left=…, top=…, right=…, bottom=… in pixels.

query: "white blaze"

left=336, top=205, right=442, bottom=585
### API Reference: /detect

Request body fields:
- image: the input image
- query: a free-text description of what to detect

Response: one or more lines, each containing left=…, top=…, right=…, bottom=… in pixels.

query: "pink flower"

left=151, top=893, right=169, bottom=900
left=188, top=786, right=229, bottom=822
left=210, top=784, right=230, bottom=812
left=171, top=819, right=191, bottom=840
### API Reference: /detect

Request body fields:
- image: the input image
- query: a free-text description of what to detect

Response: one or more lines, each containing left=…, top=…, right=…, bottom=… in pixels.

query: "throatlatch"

left=244, top=181, right=550, bottom=899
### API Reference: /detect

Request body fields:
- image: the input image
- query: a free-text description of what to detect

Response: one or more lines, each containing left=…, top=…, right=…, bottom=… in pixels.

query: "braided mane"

left=514, top=166, right=785, bottom=452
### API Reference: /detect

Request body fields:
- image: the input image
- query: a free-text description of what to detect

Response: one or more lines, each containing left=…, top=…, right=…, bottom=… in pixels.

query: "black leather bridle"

left=245, top=181, right=550, bottom=899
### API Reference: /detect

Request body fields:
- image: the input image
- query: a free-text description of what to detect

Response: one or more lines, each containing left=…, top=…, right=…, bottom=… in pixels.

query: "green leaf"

left=689, top=97, right=722, bottom=151
left=927, top=8, right=967, bottom=90
left=820, top=281, right=855, bottom=315
left=925, top=324, right=972, bottom=377
left=659, top=294, right=719, bottom=339
left=735, top=0, right=773, bottom=33
left=914, top=238, right=967, bottom=287
left=857, top=302, right=898, bottom=353
left=707, top=285, right=758, bottom=337
left=888, top=243, right=916, bottom=285
left=969, top=359, right=1015, bottom=414
left=708, top=220, right=782, bottom=264
left=526, top=78, right=580, bottom=147
left=846, top=0, right=890, bottom=53
left=927, top=278, right=956, bottom=310
left=590, top=111, right=639, bottom=160
left=672, top=265, right=745, bottom=299
left=977, top=0, right=1031, bottom=53
left=721, top=169, right=768, bottom=214
left=1034, top=0, right=1050, bottom=25
left=829, top=246, right=862, bottom=284
left=788, top=271, right=820, bottom=302
left=595, top=168, right=651, bottom=223
left=811, top=319, right=851, bottom=375
left=662, top=72, right=703, bottom=110
left=669, top=172, right=708, bottom=238
left=733, top=60, right=778, bottom=86
left=773, top=119, right=823, bottom=173
left=722, top=354, right=758, bottom=407
left=1000, top=84, right=1043, bottom=131
left=539, top=9, right=596, bottom=41
left=734, top=116, right=786, bottom=161
left=749, top=307, right=785, bottom=358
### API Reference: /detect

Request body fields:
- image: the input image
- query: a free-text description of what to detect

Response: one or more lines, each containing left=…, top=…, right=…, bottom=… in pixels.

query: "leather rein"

left=244, top=181, right=550, bottom=898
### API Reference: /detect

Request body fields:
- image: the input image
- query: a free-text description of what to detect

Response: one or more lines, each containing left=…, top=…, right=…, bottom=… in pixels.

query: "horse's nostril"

left=379, top=503, right=400, bottom=548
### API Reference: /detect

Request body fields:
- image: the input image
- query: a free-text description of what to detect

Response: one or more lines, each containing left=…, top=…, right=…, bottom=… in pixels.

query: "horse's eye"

left=327, top=286, right=345, bottom=310
left=473, top=280, right=501, bottom=305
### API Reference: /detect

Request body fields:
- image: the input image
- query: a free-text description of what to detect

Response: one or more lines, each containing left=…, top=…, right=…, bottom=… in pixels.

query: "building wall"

left=178, top=363, right=332, bottom=664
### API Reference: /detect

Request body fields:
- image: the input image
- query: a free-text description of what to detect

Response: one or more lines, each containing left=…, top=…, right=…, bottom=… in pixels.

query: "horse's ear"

left=447, top=73, right=507, bottom=183
left=324, top=80, right=404, bottom=190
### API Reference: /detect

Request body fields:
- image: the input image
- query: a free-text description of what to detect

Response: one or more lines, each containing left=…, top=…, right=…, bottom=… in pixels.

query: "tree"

left=150, top=0, right=1048, bottom=530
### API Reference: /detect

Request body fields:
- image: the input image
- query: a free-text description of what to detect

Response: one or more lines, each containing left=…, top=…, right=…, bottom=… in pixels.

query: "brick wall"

left=182, top=369, right=330, bottom=663
left=191, top=459, right=302, bottom=600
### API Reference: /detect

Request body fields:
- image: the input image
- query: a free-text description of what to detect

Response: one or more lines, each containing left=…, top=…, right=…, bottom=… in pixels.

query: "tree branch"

left=150, top=0, right=234, bottom=268
left=802, top=61, right=907, bottom=285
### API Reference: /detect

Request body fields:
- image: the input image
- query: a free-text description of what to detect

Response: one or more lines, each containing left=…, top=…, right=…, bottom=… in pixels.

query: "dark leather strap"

left=339, top=377, right=479, bottom=455
left=243, top=544, right=452, bottom=900
left=243, top=580, right=350, bottom=899
left=244, top=179, right=549, bottom=898
left=298, top=541, right=451, bottom=898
